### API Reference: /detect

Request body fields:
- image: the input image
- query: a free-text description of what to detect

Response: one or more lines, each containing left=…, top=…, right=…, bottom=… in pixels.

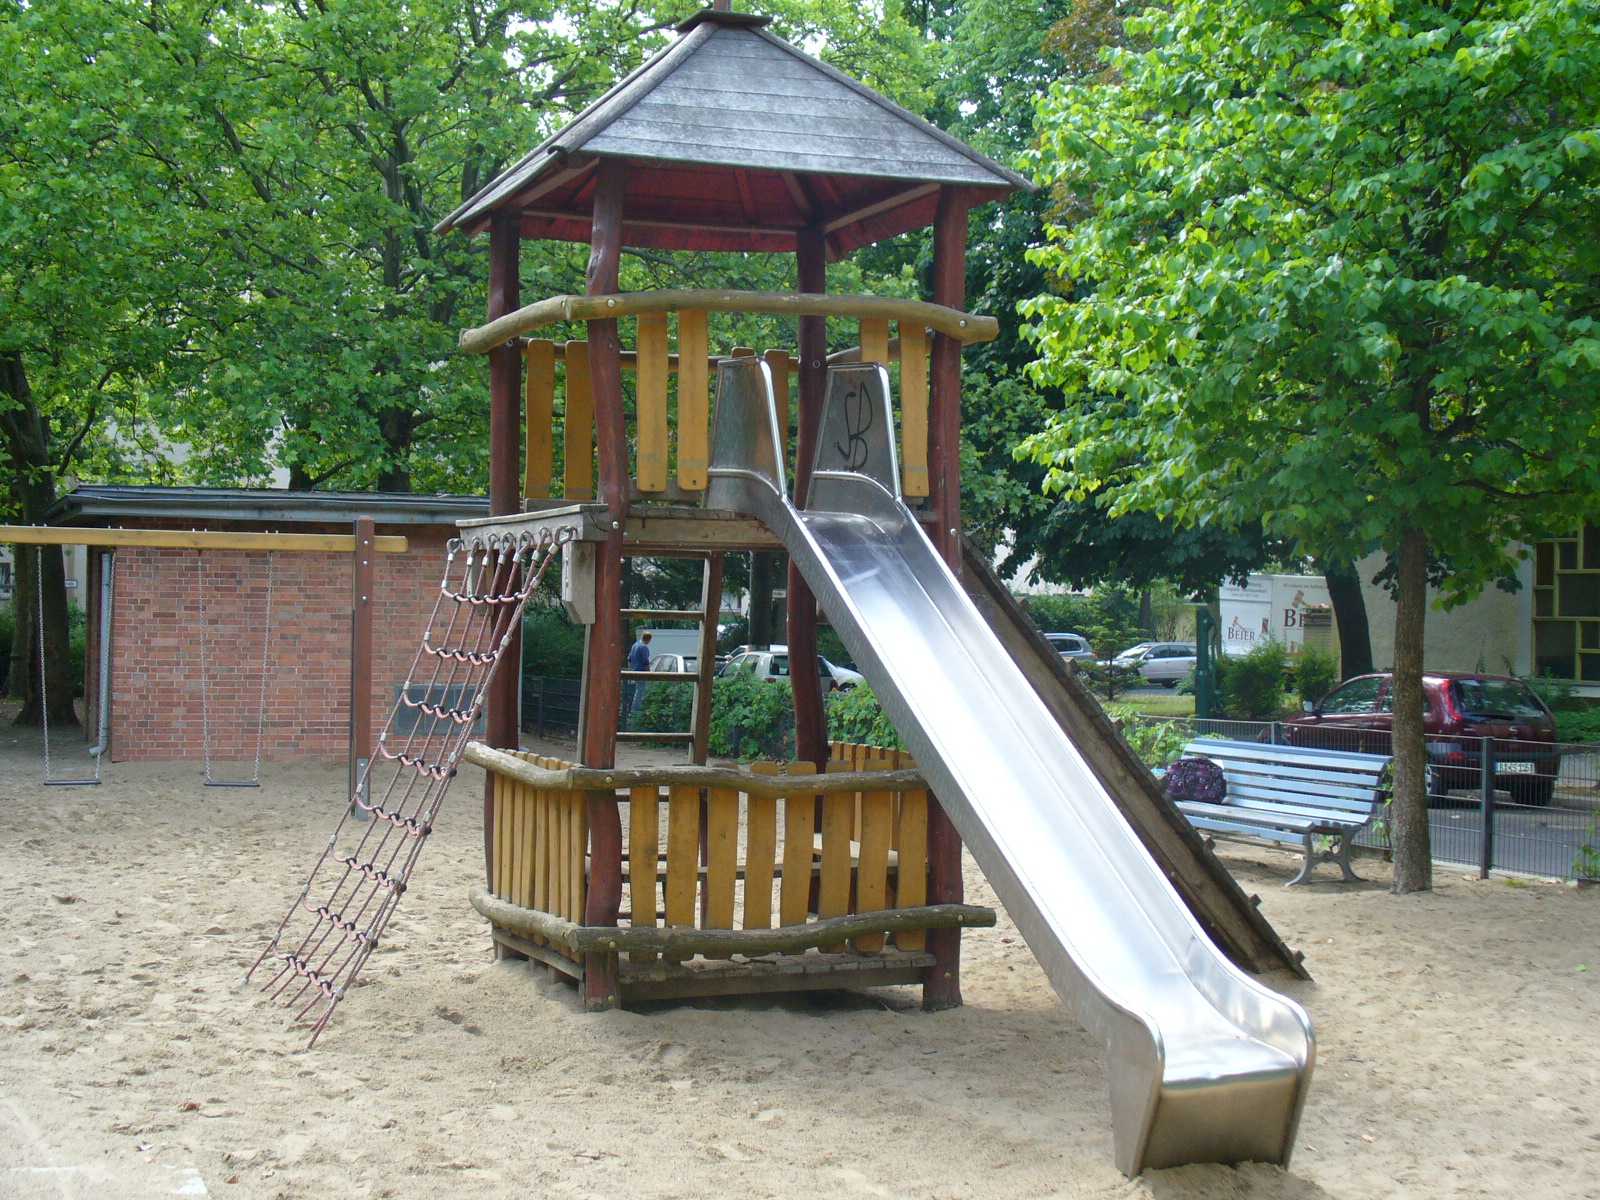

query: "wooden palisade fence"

left=468, top=742, right=995, bottom=1005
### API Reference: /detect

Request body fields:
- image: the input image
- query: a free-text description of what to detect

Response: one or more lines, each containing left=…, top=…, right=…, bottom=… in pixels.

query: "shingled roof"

left=435, top=8, right=1031, bottom=257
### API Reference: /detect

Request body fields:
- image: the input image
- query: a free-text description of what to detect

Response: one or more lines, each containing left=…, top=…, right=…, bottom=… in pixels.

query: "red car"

left=1282, top=672, right=1559, bottom=806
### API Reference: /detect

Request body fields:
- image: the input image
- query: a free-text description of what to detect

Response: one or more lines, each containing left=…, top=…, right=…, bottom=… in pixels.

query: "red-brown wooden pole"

left=924, top=187, right=971, bottom=1011
left=484, top=213, right=522, bottom=882
left=788, top=223, right=829, bottom=766
left=580, top=158, right=629, bottom=1009
left=349, top=516, right=375, bottom=816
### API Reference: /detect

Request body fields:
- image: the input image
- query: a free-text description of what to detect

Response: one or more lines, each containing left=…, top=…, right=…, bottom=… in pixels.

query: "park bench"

left=1168, top=739, right=1392, bottom=886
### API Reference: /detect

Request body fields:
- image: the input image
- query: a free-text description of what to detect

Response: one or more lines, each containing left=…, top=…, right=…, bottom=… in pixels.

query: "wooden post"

left=788, top=223, right=829, bottom=767
left=485, top=214, right=523, bottom=886
left=924, top=187, right=970, bottom=1011
left=691, top=553, right=725, bottom=765
left=349, top=516, right=375, bottom=826
left=580, top=158, right=628, bottom=1010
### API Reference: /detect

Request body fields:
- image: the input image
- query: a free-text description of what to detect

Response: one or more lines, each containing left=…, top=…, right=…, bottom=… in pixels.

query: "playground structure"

left=244, top=3, right=1320, bottom=1178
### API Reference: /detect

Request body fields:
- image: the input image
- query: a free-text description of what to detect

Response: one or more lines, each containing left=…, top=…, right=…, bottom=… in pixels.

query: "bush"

left=1104, top=705, right=1192, bottom=768
left=522, top=603, right=585, bottom=677
left=1219, top=639, right=1289, bottom=721
left=1292, top=645, right=1339, bottom=707
left=709, top=670, right=794, bottom=759
left=826, top=683, right=903, bottom=749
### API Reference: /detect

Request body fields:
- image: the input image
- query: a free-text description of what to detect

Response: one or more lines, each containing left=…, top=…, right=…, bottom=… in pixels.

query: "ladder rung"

left=620, top=609, right=706, bottom=621
left=616, top=731, right=694, bottom=742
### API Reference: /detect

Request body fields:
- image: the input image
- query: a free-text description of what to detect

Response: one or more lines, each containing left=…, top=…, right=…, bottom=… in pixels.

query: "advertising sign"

left=1217, top=574, right=1330, bottom=657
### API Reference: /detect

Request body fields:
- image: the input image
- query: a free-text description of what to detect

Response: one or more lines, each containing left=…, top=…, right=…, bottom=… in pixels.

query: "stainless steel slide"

left=708, top=358, right=1314, bottom=1176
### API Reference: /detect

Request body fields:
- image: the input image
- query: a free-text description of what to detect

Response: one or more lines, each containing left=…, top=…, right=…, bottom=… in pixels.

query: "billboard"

left=1217, top=574, right=1330, bottom=657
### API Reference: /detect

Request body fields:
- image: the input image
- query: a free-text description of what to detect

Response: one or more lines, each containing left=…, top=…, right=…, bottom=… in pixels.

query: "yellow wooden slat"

left=703, top=786, right=740, bottom=943
left=898, top=324, right=930, bottom=497
left=491, top=774, right=507, bottom=898
left=536, top=780, right=551, bottom=920
left=0, top=526, right=408, bottom=553
left=819, top=763, right=855, bottom=948
left=629, top=786, right=660, bottom=957
left=677, top=311, right=710, bottom=491
left=763, top=349, right=791, bottom=452
left=563, top=341, right=595, bottom=500
left=664, top=785, right=700, bottom=957
left=779, top=762, right=818, bottom=927
left=570, top=790, right=588, bottom=926
left=510, top=779, right=527, bottom=908
left=744, top=763, right=782, bottom=930
left=636, top=314, right=670, bottom=492
left=853, top=761, right=895, bottom=953
left=525, top=338, right=556, bottom=499
left=859, top=318, right=891, bottom=367
left=895, top=769, right=929, bottom=952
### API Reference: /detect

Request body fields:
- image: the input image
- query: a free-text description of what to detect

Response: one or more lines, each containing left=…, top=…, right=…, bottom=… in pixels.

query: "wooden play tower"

left=437, top=4, right=1304, bottom=1012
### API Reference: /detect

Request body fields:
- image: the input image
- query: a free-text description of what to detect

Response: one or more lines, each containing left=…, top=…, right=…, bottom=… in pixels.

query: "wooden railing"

left=456, top=290, right=1000, bottom=507
left=470, top=741, right=991, bottom=966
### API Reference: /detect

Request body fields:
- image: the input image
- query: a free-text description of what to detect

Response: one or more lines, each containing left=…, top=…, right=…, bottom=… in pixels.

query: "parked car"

left=1112, top=641, right=1197, bottom=687
left=649, top=653, right=698, bottom=673
left=1282, top=672, right=1559, bottom=805
left=718, top=645, right=864, bottom=691
left=1043, top=632, right=1097, bottom=662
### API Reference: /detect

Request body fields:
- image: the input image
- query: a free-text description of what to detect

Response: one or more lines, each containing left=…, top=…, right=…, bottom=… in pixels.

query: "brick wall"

left=104, top=526, right=456, bottom=762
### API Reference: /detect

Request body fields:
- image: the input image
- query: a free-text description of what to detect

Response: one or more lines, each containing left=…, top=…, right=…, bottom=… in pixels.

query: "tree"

left=1024, top=0, right=1600, bottom=892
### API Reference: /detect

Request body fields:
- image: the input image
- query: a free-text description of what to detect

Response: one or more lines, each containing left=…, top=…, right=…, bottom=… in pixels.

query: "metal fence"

left=521, top=674, right=582, bottom=737
left=1130, top=715, right=1600, bottom=882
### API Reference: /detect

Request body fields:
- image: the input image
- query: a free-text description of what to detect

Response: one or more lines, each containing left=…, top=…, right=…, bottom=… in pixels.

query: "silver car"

left=1113, top=642, right=1197, bottom=687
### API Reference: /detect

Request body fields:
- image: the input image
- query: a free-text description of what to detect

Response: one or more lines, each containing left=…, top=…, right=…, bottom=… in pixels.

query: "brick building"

left=45, top=486, right=488, bottom=763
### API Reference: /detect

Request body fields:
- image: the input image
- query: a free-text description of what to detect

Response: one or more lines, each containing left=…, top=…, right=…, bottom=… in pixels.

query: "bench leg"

left=1330, top=832, right=1365, bottom=884
left=1286, top=831, right=1366, bottom=887
left=1285, top=833, right=1321, bottom=887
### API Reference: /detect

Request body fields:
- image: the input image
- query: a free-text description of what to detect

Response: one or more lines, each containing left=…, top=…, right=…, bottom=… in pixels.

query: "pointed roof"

left=435, top=8, right=1031, bottom=257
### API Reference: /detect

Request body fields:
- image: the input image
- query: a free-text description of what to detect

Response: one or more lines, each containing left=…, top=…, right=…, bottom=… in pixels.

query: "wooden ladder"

left=615, top=552, right=725, bottom=763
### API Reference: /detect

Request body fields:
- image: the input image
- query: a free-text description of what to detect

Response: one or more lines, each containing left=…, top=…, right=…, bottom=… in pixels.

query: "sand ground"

left=1, top=718, right=1597, bottom=1200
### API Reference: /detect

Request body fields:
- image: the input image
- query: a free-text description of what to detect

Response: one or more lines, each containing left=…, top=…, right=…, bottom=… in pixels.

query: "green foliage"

left=1219, top=641, right=1289, bottom=722
left=1574, top=815, right=1600, bottom=881
left=708, top=671, right=795, bottom=760
left=1555, top=707, right=1600, bottom=746
left=1292, top=645, right=1340, bottom=708
left=1024, top=583, right=1144, bottom=657
left=826, top=683, right=904, bottom=750
left=1103, top=705, right=1191, bottom=769
left=1024, top=0, right=1600, bottom=604
left=522, top=605, right=585, bottom=679
left=635, top=675, right=693, bottom=737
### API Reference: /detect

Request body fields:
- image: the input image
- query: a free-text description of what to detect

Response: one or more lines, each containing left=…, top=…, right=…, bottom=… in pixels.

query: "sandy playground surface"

left=1, top=717, right=1597, bottom=1200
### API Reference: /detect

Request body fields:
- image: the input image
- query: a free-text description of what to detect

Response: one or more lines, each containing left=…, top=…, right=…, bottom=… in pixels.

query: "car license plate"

left=1500, top=761, right=1535, bottom=775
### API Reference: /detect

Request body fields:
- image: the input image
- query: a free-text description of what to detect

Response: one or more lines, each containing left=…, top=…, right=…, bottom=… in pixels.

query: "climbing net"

left=247, top=526, right=574, bottom=1044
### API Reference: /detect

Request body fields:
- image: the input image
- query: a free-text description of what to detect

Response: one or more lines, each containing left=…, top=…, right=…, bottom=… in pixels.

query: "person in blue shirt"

left=626, top=631, right=652, bottom=717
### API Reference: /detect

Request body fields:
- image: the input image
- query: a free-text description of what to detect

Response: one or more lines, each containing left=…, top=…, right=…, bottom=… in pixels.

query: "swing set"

left=1, top=521, right=405, bottom=783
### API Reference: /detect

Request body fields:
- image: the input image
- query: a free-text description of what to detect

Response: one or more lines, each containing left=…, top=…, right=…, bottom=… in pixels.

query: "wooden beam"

left=465, top=740, right=928, bottom=796
left=460, top=290, right=998, bottom=354
left=469, top=883, right=995, bottom=956
left=0, top=526, right=408, bottom=553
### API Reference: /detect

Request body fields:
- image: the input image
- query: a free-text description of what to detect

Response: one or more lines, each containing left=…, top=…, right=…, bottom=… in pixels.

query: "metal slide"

left=707, top=358, right=1314, bottom=1176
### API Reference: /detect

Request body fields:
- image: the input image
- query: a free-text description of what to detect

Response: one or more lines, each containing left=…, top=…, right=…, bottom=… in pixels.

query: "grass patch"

left=1119, top=694, right=1195, bottom=718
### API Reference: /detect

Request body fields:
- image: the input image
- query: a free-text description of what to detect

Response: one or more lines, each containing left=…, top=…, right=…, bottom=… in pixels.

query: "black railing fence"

left=1131, top=715, right=1600, bottom=882
left=521, top=674, right=582, bottom=737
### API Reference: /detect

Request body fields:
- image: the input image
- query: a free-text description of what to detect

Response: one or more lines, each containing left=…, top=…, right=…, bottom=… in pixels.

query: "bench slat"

left=1184, top=739, right=1390, bottom=773
left=1181, top=796, right=1371, bottom=829
left=1191, top=752, right=1388, bottom=790
left=1220, top=779, right=1380, bottom=812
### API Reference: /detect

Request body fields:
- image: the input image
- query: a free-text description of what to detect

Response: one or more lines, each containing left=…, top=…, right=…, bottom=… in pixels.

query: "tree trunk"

left=748, top=551, right=778, bottom=647
left=1138, top=587, right=1154, bottom=638
left=0, top=351, right=78, bottom=726
left=1388, top=527, right=1431, bottom=893
left=1322, top=558, right=1374, bottom=678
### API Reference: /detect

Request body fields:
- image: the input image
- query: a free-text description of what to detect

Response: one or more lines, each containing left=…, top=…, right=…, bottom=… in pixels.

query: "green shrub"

left=1292, top=644, right=1339, bottom=707
left=522, top=603, right=585, bottom=677
left=1104, top=704, right=1192, bottom=768
left=826, top=683, right=904, bottom=750
left=1219, top=639, right=1288, bottom=721
left=1556, top=707, right=1600, bottom=745
left=635, top=676, right=693, bottom=734
left=709, top=670, right=794, bottom=759
left=68, top=602, right=86, bottom=698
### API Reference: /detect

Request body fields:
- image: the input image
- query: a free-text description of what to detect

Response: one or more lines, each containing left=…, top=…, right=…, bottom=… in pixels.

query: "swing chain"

left=35, top=548, right=102, bottom=784
left=198, top=549, right=275, bottom=787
